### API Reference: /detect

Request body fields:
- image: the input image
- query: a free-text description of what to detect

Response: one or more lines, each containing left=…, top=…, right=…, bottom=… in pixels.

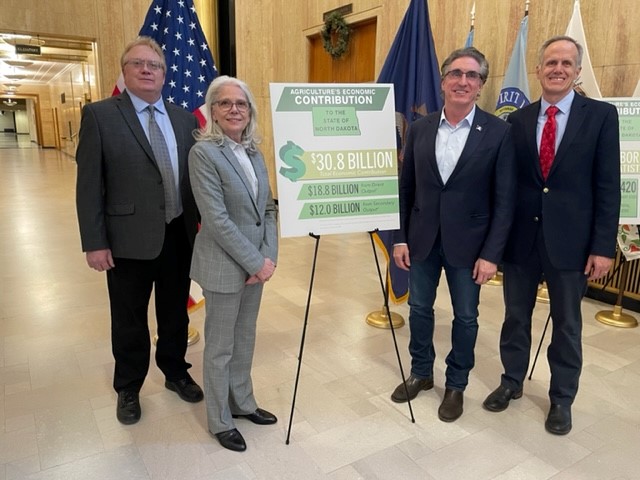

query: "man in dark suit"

left=76, top=36, right=203, bottom=425
left=483, top=36, right=620, bottom=435
left=390, top=47, right=516, bottom=422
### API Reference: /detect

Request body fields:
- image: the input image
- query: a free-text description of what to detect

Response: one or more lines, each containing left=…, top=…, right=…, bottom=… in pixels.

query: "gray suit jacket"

left=189, top=139, right=278, bottom=293
left=75, top=91, right=199, bottom=259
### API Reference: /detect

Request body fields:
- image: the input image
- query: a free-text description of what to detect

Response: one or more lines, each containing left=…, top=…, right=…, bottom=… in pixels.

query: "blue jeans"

left=408, top=238, right=481, bottom=391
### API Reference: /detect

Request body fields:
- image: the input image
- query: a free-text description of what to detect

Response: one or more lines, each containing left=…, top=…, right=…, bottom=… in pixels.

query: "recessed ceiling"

left=0, top=33, right=95, bottom=99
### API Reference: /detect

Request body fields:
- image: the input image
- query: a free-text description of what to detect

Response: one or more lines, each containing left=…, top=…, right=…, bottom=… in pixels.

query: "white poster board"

left=607, top=97, right=640, bottom=223
left=269, top=83, right=400, bottom=238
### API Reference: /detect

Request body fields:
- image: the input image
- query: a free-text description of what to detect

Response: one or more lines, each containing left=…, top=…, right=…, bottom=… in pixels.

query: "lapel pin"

left=476, top=125, right=482, bottom=131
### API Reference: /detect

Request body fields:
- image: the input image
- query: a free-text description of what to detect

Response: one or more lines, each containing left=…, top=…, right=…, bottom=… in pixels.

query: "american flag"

left=112, top=0, right=218, bottom=126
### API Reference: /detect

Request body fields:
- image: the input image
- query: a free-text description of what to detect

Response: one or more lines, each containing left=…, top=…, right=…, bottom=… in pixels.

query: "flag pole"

left=366, top=265, right=405, bottom=329
left=464, top=2, right=475, bottom=48
left=470, top=2, right=476, bottom=30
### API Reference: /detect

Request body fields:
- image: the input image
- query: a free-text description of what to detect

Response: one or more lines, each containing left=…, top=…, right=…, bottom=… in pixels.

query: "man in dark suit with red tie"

left=483, top=36, right=621, bottom=435
left=390, top=47, right=516, bottom=422
left=76, top=37, right=203, bottom=425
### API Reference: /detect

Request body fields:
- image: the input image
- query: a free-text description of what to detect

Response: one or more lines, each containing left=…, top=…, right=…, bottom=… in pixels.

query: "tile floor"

left=1, top=139, right=639, bottom=479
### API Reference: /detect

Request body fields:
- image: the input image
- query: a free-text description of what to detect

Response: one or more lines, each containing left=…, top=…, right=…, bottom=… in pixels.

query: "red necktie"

left=539, top=105, right=559, bottom=179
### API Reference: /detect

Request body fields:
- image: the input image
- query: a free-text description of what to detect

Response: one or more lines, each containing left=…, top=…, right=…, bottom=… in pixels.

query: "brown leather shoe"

left=438, top=388, right=464, bottom=422
left=390, top=374, right=434, bottom=403
left=482, top=385, right=523, bottom=412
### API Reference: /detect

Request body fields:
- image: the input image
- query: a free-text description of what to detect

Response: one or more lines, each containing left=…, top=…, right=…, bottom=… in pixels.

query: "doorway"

left=309, top=19, right=377, bottom=83
left=0, top=33, right=98, bottom=153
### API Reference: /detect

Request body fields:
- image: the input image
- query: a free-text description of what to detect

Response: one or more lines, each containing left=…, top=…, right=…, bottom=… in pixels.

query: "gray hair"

left=440, top=47, right=489, bottom=83
left=538, top=35, right=584, bottom=68
left=194, top=75, right=260, bottom=152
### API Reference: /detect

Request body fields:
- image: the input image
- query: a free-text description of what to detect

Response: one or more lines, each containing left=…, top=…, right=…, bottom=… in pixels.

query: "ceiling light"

left=3, top=60, right=33, bottom=68
left=3, top=99, right=17, bottom=106
left=4, top=74, right=27, bottom=80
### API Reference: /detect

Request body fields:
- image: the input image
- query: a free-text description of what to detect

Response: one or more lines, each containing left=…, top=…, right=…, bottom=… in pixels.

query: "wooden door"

left=309, top=19, right=376, bottom=83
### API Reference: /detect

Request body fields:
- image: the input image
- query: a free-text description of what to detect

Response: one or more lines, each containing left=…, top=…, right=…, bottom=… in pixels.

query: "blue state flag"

left=113, top=0, right=218, bottom=127
left=374, top=0, right=443, bottom=303
left=464, top=28, right=474, bottom=48
left=495, top=15, right=530, bottom=119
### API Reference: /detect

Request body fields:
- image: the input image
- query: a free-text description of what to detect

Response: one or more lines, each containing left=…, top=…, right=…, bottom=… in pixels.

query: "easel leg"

left=528, top=312, right=551, bottom=380
left=286, top=233, right=322, bottom=444
left=368, top=231, right=415, bottom=423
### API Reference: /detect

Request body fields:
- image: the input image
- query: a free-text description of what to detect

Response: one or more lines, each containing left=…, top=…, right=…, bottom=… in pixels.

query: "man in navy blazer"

left=391, top=47, right=516, bottom=422
left=76, top=37, right=203, bottom=425
left=483, top=36, right=620, bottom=435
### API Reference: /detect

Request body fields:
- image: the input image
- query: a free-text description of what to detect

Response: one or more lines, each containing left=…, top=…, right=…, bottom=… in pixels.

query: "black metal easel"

left=285, top=231, right=416, bottom=445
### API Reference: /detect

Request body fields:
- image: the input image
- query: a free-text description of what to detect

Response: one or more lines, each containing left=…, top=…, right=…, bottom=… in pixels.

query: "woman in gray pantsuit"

left=189, top=76, right=278, bottom=452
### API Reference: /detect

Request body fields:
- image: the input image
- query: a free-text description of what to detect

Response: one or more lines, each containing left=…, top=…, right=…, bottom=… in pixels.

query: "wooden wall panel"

left=232, top=0, right=640, bottom=192
left=308, top=20, right=376, bottom=84
left=3, top=0, right=637, bottom=173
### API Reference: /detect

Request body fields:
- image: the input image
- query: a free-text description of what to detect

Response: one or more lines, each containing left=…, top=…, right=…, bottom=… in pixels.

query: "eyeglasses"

left=125, top=59, right=164, bottom=71
left=214, top=99, right=250, bottom=112
left=445, top=69, right=483, bottom=81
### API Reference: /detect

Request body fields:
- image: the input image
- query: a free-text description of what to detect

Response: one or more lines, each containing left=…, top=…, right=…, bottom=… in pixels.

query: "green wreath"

left=321, top=12, right=351, bottom=59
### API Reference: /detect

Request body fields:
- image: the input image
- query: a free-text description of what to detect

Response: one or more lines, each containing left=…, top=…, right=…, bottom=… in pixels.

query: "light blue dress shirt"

left=436, top=106, right=476, bottom=184
left=128, top=91, right=182, bottom=212
left=537, top=89, right=575, bottom=154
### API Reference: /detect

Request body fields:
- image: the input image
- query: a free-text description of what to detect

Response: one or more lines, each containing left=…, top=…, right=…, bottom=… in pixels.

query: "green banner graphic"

left=299, top=198, right=398, bottom=219
left=275, top=86, right=390, bottom=112
left=312, top=107, right=361, bottom=136
left=621, top=178, right=638, bottom=218
left=297, top=179, right=398, bottom=200
left=612, top=99, right=640, bottom=141
left=278, top=141, right=306, bottom=182
left=277, top=141, right=397, bottom=181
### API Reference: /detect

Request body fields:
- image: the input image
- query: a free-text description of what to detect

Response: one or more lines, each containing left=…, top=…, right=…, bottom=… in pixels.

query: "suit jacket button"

left=543, top=187, right=549, bottom=193
left=533, top=216, right=539, bottom=222
left=256, top=221, right=261, bottom=226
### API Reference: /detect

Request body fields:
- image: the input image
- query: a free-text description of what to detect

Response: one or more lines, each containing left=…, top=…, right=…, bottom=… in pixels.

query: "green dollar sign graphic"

left=278, top=141, right=306, bottom=182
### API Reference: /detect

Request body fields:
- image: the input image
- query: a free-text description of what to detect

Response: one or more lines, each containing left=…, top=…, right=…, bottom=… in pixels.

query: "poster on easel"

left=269, top=83, right=400, bottom=238
left=607, top=97, right=640, bottom=223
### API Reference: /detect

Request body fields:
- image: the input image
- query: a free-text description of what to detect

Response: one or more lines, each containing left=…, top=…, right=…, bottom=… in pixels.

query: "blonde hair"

left=120, top=36, right=166, bottom=71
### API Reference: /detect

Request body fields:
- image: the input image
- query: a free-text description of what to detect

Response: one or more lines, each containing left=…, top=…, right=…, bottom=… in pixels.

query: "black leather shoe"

left=545, top=404, right=572, bottom=435
left=215, top=428, right=247, bottom=452
left=390, top=374, right=434, bottom=403
left=438, top=388, right=464, bottom=422
left=232, top=408, right=277, bottom=425
left=165, top=374, right=204, bottom=403
left=116, top=391, right=141, bottom=425
left=483, top=385, right=523, bottom=412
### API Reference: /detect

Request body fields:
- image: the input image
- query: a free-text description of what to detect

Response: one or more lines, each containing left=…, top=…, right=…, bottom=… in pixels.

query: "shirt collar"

left=225, top=136, right=245, bottom=151
left=540, top=90, right=575, bottom=116
left=439, top=105, right=476, bottom=128
left=128, top=91, right=167, bottom=116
